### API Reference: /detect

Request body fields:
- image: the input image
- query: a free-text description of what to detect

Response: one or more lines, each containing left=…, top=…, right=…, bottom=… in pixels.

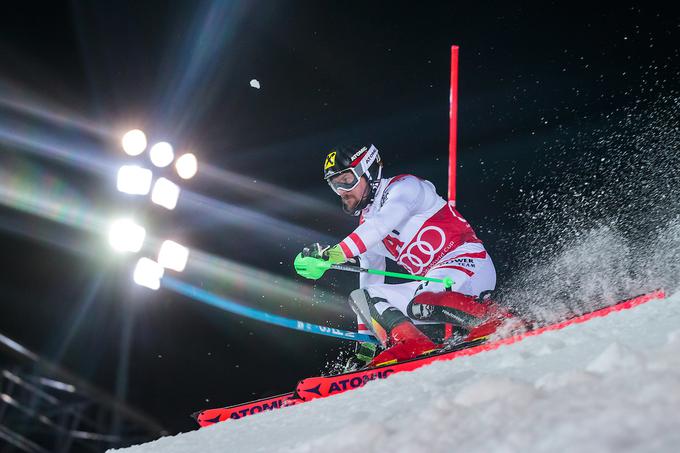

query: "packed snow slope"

left=113, top=290, right=680, bottom=453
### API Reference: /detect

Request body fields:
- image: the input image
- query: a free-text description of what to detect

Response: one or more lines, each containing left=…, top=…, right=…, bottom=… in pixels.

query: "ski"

left=191, top=337, right=486, bottom=427
left=194, top=289, right=665, bottom=427
left=192, top=392, right=299, bottom=427
left=295, top=337, right=488, bottom=402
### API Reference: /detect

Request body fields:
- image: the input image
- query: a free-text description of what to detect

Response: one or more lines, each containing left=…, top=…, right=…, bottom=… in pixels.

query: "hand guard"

left=295, top=243, right=350, bottom=280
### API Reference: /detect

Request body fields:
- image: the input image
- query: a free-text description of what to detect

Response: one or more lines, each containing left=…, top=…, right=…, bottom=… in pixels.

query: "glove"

left=295, top=243, right=353, bottom=280
left=344, top=342, right=379, bottom=371
left=301, top=243, right=348, bottom=264
left=301, top=243, right=329, bottom=259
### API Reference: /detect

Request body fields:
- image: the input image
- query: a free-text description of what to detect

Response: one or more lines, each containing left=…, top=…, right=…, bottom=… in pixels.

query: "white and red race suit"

left=337, top=175, right=497, bottom=336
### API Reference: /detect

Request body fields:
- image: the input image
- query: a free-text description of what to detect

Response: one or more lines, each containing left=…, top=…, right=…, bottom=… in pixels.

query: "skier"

left=297, top=144, right=514, bottom=367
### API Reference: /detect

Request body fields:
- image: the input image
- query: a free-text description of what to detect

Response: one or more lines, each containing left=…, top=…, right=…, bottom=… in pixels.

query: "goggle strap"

left=358, top=145, right=379, bottom=175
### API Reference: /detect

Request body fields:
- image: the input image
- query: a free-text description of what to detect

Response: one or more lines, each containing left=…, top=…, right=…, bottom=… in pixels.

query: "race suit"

left=337, top=175, right=496, bottom=338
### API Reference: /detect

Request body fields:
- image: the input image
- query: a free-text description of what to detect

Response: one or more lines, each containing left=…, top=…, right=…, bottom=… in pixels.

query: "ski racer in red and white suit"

left=303, top=144, right=512, bottom=366
left=342, top=173, right=498, bottom=331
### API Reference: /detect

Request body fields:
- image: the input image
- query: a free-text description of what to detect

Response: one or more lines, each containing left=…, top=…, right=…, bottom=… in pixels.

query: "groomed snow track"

left=112, top=289, right=680, bottom=453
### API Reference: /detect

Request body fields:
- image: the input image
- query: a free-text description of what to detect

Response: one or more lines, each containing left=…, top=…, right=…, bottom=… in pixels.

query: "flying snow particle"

left=250, top=79, right=261, bottom=89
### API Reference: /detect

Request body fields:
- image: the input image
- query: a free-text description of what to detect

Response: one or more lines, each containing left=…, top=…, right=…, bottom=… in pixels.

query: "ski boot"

left=408, top=290, right=522, bottom=342
left=369, top=321, right=440, bottom=367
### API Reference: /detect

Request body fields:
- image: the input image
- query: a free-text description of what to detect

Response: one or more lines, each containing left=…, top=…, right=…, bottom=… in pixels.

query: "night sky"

left=1, top=0, right=678, bottom=439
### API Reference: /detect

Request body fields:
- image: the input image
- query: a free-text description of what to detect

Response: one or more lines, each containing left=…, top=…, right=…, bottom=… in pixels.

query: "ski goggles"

left=326, top=169, right=361, bottom=194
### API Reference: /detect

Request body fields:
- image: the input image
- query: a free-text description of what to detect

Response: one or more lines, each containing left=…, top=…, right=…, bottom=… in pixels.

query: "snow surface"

left=113, top=291, right=680, bottom=453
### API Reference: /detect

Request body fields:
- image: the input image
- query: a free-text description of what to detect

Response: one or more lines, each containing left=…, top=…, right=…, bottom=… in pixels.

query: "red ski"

left=193, top=392, right=299, bottom=427
left=194, top=289, right=665, bottom=427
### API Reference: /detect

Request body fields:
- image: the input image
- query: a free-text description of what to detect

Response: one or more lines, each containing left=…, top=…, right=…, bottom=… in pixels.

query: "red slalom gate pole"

left=448, top=45, right=459, bottom=205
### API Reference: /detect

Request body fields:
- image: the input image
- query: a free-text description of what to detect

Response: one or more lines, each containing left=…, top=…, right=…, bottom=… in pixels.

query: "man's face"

left=330, top=172, right=368, bottom=213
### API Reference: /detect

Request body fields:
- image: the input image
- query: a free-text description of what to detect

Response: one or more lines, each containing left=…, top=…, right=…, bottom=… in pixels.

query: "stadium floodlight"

left=116, top=165, right=153, bottom=195
left=151, top=177, right=181, bottom=210
left=158, top=240, right=189, bottom=272
left=109, top=219, right=146, bottom=253
left=175, top=153, right=198, bottom=179
left=149, top=142, right=174, bottom=168
left=121, top=129, right=147, bottom=156
left=133, top=257, right=164, bottom=290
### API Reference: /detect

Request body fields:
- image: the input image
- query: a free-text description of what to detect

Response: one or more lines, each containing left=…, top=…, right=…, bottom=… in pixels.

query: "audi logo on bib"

left=398, top=226, right=447, bottom=275
left=393, top=203, right=482, bottom=276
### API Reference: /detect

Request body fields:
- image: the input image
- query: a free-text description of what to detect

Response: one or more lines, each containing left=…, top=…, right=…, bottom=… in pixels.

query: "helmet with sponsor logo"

left=323, top=144, right=383, bottom=215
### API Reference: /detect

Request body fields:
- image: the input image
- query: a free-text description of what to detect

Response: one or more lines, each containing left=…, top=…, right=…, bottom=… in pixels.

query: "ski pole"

left=331, top=263, right=454, bottom=289
left=294, top=254, right=454, bottom=288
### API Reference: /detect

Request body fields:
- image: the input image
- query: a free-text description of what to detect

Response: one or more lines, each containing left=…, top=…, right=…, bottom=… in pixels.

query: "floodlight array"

left=110, top=129, right=196, bottom=290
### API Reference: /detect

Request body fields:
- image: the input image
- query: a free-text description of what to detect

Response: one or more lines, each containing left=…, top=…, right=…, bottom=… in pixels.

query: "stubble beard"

left=342, top=196, right=358, bottom=213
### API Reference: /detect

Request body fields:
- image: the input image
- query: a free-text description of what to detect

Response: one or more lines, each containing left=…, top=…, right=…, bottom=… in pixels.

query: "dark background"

left=0, top=0, right=678, bottom=438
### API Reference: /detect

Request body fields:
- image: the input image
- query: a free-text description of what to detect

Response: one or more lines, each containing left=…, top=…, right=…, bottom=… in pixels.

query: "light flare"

left=175, top=153, right=198, bottom=179
left=151, top=177, right=181, bottom=210
left=158, top=240, right=189, bottom=272
left=108, top=219, right=146, bottom=253
left=121, top=129, right=147, bottom=156
left=149, top=142, right=174, bottom=168
left=116, top=165, right=153, bottom=195
left=133, top=258, right=164, bottom=290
